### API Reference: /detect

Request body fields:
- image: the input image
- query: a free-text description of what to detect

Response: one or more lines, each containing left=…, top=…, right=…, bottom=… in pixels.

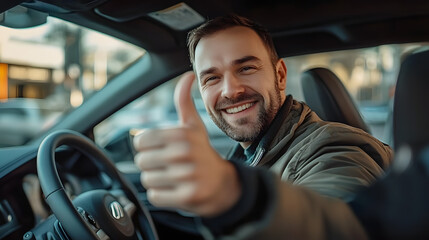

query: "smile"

left=225, top=102, right=254, bottom=114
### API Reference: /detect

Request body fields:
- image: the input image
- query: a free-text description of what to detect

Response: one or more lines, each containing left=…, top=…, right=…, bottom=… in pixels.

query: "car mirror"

left=0, top=5, right=47, bottom=28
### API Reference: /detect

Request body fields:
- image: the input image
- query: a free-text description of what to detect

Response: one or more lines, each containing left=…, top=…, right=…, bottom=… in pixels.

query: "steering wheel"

left=37, top=129, right=158, bottom=240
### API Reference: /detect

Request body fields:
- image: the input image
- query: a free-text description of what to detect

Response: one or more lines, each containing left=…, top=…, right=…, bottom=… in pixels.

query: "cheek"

left=201, top=88, right=218, bottom=111
left=255, top=75, right=278, bottom=104
left=246, top=70, right=272, bottom=89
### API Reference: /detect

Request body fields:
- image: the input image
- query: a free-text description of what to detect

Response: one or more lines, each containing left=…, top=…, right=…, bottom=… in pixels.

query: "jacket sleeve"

left=198, top=163, right=369, bottom=240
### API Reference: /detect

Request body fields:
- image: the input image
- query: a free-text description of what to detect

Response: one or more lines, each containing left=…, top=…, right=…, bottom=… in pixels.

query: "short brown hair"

left=187, top=14, right=279, bottom=67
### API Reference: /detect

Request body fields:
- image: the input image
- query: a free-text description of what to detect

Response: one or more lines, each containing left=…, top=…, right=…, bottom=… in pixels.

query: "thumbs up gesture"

left=133, top=72, right=241, bottom=217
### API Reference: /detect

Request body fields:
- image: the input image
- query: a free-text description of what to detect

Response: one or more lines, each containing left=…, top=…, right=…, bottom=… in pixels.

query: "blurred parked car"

left=0, top=99, right=61, bottom=147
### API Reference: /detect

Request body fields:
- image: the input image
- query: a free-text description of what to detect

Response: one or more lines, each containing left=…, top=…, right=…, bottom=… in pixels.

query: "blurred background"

left=1, top=14, right=426, bottom=152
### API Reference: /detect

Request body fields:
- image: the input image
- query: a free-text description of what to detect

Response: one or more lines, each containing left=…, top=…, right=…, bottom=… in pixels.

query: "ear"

left=275, top=59, right=287, bottom=91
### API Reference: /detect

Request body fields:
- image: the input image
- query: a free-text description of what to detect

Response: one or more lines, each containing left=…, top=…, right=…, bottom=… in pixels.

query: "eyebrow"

left=232, top=55, right=261, bottom=65
left=198, top=55, right=261, bottom=82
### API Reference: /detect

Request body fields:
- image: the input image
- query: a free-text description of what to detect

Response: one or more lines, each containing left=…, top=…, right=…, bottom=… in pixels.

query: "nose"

left=221, top=73, right=245, bottom=99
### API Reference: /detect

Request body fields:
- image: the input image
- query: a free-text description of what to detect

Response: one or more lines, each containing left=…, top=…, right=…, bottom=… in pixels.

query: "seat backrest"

left=349, top=49, right=429, bottom=240
left=394, top=50, right=429, bottom=150
left=301, top=67, right=370, bottom=133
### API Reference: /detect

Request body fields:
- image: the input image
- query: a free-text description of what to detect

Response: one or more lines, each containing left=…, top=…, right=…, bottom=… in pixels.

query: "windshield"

left=0, top=16, right=144, bottom=148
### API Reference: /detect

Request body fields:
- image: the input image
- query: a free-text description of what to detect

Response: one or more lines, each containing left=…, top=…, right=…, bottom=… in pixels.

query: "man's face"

left=194, top=26, right=287, bottom=147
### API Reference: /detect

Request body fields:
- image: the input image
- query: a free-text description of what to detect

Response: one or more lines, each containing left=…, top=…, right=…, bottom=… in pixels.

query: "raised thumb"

left=174, top=71, right=203, bottom=127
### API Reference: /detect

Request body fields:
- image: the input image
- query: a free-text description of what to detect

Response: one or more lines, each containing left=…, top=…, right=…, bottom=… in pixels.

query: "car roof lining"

left=7, top=0, right=428, bottom=56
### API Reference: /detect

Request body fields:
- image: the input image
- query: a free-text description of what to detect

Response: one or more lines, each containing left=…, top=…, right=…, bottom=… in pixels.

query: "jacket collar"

left=227, top=95, right=294, bottom=165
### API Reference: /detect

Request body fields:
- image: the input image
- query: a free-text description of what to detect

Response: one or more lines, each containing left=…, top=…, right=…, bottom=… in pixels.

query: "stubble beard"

left=208, top=78, right=283, bottom=143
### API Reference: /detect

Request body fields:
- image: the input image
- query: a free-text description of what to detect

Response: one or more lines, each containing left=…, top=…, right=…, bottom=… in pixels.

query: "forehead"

left=194, top=26, right=270, bottom=74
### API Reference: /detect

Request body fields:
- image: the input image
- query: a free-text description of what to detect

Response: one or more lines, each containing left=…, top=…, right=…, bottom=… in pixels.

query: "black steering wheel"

left=37, top=129, right=158, bottom=240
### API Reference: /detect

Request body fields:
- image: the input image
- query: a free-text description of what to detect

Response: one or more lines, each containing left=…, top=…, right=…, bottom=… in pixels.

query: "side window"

left=284, top=43, right=427, bottom=146
left=0, top=16, right=144, bottom=148
left=94, top=77, right=234, bottom=168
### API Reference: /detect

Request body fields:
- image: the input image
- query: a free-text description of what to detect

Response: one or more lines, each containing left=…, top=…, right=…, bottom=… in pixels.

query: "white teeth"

left=226, top=103, right=254, bottom=114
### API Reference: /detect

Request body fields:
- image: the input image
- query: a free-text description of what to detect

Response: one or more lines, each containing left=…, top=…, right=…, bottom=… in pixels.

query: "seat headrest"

left=301, top=67, right=370, bottom=133
left=394, top=50, right=429, bottom=150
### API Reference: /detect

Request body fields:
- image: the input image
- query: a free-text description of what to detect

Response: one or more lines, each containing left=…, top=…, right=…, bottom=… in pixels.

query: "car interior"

left=0, top=0, right=429, bottom=239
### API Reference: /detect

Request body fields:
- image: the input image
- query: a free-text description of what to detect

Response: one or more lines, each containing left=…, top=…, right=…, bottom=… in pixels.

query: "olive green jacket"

left=202, top=97, right=393, bottom=240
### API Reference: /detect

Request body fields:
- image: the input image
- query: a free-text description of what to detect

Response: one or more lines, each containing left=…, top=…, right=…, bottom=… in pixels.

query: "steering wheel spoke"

left=76, top=206, right=110, bottom=240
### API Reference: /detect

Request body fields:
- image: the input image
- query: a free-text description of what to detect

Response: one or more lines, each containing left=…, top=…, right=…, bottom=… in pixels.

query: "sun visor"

left=95, top=1, right=205, bottom=31
left=0, top=5, right=47, bottom=28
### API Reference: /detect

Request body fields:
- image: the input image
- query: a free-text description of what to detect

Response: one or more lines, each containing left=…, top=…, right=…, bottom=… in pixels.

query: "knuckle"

left=134, top=152, right=144, bottom=167
left=133, top=135, right=141, bottom=150
left=141, top=172, right=151, bottom=185
left=168, top=163, right=195, bottom=180
left=134, top=152, right=152, bottom=170
left=146, top=189, right=160, bottom=205
left=168, top=143, right=191, bottom=162
left=140, top=173, right=150, bottom=188
left=179, top=183, right=202, bottom=206
left=176, top=128, right=196, bottom=142
left=142, top=171, right=162, bottom=187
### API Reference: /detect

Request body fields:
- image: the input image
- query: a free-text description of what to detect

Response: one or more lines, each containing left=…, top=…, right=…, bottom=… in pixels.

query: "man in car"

left=133, top=15, right=393, bottom=239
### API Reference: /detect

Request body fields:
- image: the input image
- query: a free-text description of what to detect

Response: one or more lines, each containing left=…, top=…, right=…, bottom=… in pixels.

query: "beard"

left=208, top=78, right=283, bottom=143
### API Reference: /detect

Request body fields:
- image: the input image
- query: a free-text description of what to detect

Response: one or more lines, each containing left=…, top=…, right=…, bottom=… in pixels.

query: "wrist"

left=200, top=162, right=265, bottom=236
left=203, top=160, right=242, bottom=217
left=220, top=161, right=242, bottom=214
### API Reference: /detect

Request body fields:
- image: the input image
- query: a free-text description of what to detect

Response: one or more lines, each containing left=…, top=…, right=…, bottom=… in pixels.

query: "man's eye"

left=240, top=66, right=256, bottom=73
left=203, top=76, right=219, bottom=85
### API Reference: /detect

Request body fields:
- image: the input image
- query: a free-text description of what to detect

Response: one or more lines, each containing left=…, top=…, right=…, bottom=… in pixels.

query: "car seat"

left=393, top=49, right=429, bottom=150
left=301, top=67, right=370, bottom=133
left=350, top=49, right=429, bottom=240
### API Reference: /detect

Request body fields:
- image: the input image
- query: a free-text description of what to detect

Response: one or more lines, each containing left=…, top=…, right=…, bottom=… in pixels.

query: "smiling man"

left=134, top=15, right=393, bottom=239
left=195, top=26, right=284, bottom=149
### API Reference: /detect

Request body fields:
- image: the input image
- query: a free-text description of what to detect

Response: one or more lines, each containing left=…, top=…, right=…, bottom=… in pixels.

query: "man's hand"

left=133, top=72, right=241, bottom=217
